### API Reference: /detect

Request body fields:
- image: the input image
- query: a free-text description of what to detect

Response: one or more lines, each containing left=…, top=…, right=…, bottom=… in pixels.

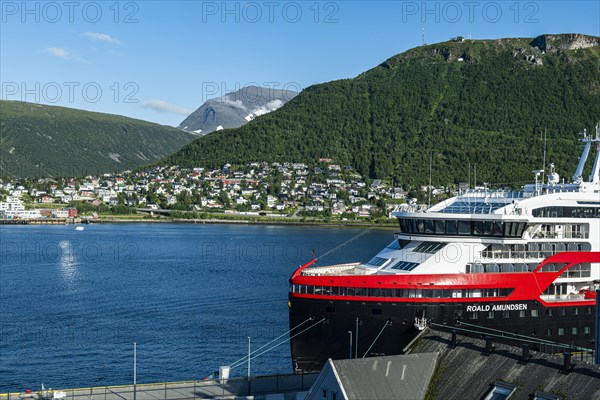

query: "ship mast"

left=572, top=123, right=600, bottom=184
left=589, top=122, right=600, bottom=183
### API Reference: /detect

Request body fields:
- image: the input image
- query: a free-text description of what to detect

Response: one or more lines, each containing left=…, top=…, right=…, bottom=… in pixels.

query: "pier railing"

left=1, top=373, right=319, bottom=400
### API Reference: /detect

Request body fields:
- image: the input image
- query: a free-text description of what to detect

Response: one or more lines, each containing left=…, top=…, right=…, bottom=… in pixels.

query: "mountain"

left=178, top=86, right=297, bottom=135
left=0, top=101, right=196, bottom=178
left=165, top=34, right=600, bottom=187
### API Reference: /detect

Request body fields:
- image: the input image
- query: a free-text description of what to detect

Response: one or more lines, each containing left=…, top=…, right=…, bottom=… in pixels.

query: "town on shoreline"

left=0, top=160, right=460, bottom=226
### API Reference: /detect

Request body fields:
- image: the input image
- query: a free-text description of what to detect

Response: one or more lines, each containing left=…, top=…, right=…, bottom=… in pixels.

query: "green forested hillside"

left=0, top=101, right=195, bottom=177
left=165, top=34, right=600, bottom=187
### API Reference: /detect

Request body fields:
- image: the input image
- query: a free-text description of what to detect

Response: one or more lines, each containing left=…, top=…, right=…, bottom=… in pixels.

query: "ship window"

left=435, top=219, right=445, bottom=234
left=500, top=264, right=515, bottom=273
left=516, top=223, right=526, bottom=237
left=519, top=310, right=526, bottom=318
left=414, top=242, right=446, bottom=253
left=446, top=220, right=458, bottom=234
left=539, top=263, right=568, bottom=272
left=571, top=327, right=578, bottom=335
left=561, top=263, right=593, bottom=278
left=573, top=308, right=579, bottom=315
left=532, top=206, right=600, bottom=218
left=487, top=311, right=494, bottom=319
left=585, top=307, right=592, bottom=314
left=417, top=219, right=425, bottom=233
left=531, top=309, right=538, bottom=317
left=424, top=219, right=435, bottom=234
left=390, top=261, right=419, bottom=271
left=491, top=222, right=503, bottom=236
left=558, top=328, right=565, bottom=336
left=584, top=326, right=591, bottom=334
left=458, top=220, right=471, bottom=235
left=545, top=328, right=552, bottom=336
left=473, top=221, right=484, bottom=235
left=545, top=309, right=552, bottom=316
left=387, top=240, right=411, bottom=250
left=483, top=221, right=493, bottom=235
left=502, top=310, right=510, bottom=318
left=367, top=257, right=388, bottom=267
left=470, top=311, right=478, bottom=319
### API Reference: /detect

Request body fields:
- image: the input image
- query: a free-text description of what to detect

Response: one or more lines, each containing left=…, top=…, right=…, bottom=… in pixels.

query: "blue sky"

left=1, top=1, right=599, bottom=126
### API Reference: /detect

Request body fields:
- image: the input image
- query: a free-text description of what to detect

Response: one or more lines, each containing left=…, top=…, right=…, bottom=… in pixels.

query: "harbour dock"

left=0, top=374, right=318, bottom=400
left=0, top=218, right=78, bottom=225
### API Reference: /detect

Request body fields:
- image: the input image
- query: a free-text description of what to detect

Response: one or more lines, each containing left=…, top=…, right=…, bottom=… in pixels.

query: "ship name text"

left=466, top=303, right=527, bottom=312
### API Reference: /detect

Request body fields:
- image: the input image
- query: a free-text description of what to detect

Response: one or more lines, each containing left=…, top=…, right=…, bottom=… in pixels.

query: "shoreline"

left=91, top=217, right=398, bottom=229
left=0, top=216, right=398, bottom=229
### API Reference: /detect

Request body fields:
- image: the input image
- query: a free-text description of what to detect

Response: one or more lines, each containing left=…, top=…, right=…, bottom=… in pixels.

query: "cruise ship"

left=288, top=125, right=600, bottom=373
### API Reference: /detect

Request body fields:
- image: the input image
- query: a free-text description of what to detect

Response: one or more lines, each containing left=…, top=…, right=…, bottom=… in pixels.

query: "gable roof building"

left=305, top=352, right=438, bottom=400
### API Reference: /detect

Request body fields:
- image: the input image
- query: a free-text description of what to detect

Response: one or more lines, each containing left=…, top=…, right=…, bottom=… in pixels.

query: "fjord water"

left=0, top=224, right=392, bottom=391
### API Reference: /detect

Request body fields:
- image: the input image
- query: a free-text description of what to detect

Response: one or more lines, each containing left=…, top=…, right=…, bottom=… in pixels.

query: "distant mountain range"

left=0, top=101, right=196, bottom=177
left=165, top=34, right=600, bottom=187
left=178, top=86, right=297, bottom=135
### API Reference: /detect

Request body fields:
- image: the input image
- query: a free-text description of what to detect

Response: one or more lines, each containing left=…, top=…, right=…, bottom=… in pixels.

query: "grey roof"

left=410, top=330, right=600, bottom=400
left=331, top=352, right=438, bottom=400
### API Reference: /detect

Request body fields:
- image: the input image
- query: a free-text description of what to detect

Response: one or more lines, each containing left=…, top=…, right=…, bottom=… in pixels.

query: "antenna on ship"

left=467, top=162, right=471, bottom=190
left=542, top=129, right=547, bottom=184
left=428, top=153, right=433, bottom=208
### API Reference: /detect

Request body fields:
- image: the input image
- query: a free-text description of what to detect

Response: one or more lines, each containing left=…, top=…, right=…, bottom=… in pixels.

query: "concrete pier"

left=0, top=374, right=318, bottom=400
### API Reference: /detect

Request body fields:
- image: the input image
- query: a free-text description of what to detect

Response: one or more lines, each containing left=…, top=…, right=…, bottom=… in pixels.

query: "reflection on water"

left=0, top=224, right=392, bottom=391
left=58, top=240, right=77, bottom=283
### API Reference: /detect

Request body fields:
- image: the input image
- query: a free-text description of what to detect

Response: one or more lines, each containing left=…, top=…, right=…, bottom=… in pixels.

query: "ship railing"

left=480, top=250, right=552, bottom=260
left=460, top=189, right=533, bottom=200
left=540, top=293, right=586, bottom=302
left=300, top=263, right=362, bottom=276
left=530, top=232, right=590, bottom=240
left=0, top=374, right=320, bottom=400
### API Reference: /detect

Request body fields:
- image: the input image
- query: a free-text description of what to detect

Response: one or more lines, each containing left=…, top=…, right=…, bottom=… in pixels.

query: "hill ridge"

left=0, top=101, right=196, bottom=177
left=164, top=33, right=600, bottom=187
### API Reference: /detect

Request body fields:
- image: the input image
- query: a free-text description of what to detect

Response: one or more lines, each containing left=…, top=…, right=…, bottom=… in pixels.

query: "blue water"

left=0, top=223, right=392, bottom=391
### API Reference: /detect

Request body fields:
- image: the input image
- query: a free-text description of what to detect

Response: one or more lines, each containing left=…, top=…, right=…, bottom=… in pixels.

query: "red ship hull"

left=288, top=252, right=599, bottom=373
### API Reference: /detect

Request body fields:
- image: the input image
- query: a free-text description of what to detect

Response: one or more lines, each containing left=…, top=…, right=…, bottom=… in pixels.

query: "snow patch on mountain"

left=177, top=86, right=298, bottom=135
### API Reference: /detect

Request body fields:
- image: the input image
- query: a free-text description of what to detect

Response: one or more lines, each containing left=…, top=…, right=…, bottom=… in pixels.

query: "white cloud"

left=249, top=99, right=285, bottom=118
left=142, top=100, right=191, bottom=116
left=41, top=47, right=70, bottom=59
left=219, top=95, right=247, bottom=110
left=82, top=32, right=123, bottom=45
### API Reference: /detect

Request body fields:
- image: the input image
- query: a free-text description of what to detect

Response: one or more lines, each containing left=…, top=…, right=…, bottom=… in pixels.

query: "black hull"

left=289, top=296, right=596, bottom=373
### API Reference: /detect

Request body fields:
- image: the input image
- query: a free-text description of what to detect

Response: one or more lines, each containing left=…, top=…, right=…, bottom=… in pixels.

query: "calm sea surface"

left=0, top=223, right=393, bottom=391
